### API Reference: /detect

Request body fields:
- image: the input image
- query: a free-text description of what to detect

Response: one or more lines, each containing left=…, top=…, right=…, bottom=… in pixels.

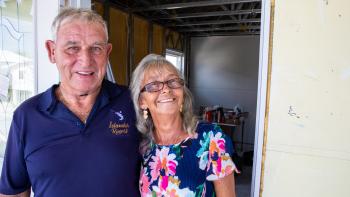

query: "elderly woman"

left=130, top=54, right=238, bottom=197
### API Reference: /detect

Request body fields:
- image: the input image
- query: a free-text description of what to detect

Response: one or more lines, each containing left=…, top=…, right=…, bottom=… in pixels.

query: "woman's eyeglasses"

left=140, top=78, right=184, bottom=93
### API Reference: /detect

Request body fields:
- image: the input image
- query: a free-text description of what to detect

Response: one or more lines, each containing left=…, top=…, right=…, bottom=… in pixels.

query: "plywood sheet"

left=262, top=0, right=350, bottom=196
left=152, top=24, right=164, bottom=55
left=166, top=29, right=183, bottom=51
left=92, top=0, right=104, bottom=16
left=133, top=16, right=149, bottom=70
left=109, top=7, right=128, bottom=85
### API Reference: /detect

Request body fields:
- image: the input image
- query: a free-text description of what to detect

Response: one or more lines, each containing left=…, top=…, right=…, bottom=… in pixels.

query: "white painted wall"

left=35, top=0, right=60, bottom=93
left=35, top=0, right=91, bottom=93
left=262, top=0, right=350, bottom=196
left=189, top=36, right=260, bottom=152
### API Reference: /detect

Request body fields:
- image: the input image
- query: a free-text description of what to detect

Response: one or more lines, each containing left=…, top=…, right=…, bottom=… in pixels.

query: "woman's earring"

left=179, top=104, right=183, bottom=113
left=143, top=109, right=148, bottom=120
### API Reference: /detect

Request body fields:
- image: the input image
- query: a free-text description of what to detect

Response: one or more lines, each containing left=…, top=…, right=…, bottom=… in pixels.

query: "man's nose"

left=78, top=49, right=92, bottom=65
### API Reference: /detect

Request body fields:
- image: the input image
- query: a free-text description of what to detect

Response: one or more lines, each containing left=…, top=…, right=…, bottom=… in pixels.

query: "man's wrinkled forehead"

left=54, top=18, right=108, bottom=42
left=56, top=20, right=107, bottom=41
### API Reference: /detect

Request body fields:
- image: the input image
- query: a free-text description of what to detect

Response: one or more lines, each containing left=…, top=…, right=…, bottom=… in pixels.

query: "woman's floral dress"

left=139, top=122, right=236, bottom=197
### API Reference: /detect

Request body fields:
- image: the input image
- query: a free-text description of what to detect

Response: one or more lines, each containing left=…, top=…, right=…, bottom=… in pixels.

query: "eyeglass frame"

left=140, top=78, right=185, bottom=93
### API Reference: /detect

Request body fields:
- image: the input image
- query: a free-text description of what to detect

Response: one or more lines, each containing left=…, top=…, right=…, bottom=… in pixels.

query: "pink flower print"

left=167, top=160, right=177, bottom=175
left=140, top=168, right=151, bottom=196
left=216, top=156, right=222, bottom=175
left=209, top=132, right=227, bottom=176
left=205, top=131, right=236, bottom=180
left=217, top=139, right=225, bottom=151
left=160, top=175, right=169, bottom=191
left=167, top=188, right=177, bottom=197
left=209, top=132, right=226, bottom=155
left=149, top=147, right=178, bottom=182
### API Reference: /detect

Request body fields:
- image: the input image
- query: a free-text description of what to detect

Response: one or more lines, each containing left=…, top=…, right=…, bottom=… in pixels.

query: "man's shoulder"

left=15, top=92, right=44, bottom=112
left=102, top=80, right=133, bottom=103
left=14, top=86, right=54, bottom=114
left=103, top=80, right=129, bottom=93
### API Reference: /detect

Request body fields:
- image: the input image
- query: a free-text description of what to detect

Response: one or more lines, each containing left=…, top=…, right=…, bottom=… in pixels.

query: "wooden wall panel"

left=92, top=0, right=104, bottom=16
left=109, top=7, right=128, bottom=85
left=133, top=16, right=149, bottom=70
left=152, top=24, right=165, bottom=55
left=165, top=29, right=183, bottom=51
left=92, top=3, right=184, bottom=84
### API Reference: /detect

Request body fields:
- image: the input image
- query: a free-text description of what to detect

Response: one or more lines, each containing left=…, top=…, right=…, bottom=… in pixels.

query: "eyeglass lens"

left=141, top=78, right=184, bottom=92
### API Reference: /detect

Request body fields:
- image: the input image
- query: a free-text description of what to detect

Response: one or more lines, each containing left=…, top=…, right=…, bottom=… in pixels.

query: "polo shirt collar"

left=37, top=80, right=123, bottom=114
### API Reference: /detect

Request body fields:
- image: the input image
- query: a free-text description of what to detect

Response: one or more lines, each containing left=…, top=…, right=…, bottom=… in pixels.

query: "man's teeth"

left=77, top=71, right=93, bottom=75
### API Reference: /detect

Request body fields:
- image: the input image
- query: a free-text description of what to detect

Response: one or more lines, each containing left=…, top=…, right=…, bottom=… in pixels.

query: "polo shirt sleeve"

left=0, top=117, right=31, bottom=195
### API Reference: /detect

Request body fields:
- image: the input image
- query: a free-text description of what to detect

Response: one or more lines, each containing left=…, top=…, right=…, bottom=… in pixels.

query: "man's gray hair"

left=51, top=8, right=108, bottom=41
left=129, top=54, right=198, bottom=153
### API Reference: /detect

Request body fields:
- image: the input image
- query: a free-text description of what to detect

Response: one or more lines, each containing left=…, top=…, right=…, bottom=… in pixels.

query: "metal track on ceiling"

left=108, top=0, right=262, bottom=37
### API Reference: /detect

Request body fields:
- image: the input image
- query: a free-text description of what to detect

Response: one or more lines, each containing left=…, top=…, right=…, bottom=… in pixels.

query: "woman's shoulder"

left=193, top=121, right=228, bottom=144
left=196, top=121, right=224, bottom=136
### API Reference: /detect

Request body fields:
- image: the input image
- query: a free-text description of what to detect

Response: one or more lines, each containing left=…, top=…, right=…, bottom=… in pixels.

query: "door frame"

left=251, top=0, right=272, bottom=196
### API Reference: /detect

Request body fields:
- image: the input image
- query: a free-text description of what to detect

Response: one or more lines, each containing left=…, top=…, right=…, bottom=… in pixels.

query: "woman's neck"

left=152, top=115, right=187, bottom=145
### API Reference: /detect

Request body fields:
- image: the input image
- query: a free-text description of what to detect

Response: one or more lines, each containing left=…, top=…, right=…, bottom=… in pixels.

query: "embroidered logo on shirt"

left=112, top=110, right=124, bottom=121
left=109, top=109, right=128, bottom=135
left=109, top=121, right=129, bottom=135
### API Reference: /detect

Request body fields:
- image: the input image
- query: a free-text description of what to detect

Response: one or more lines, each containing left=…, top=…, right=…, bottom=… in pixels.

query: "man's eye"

left=66, top=47, right=80, bottom=54
left=91, top=47, right=103, bottom=54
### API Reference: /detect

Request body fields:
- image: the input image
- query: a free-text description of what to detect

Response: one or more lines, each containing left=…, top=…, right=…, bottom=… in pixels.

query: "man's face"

left=46, top=20, right=112, bottom=95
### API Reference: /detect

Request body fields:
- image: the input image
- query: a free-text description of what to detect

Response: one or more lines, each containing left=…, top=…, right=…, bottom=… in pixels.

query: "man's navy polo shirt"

left=0, top=80, right=140, bottom=197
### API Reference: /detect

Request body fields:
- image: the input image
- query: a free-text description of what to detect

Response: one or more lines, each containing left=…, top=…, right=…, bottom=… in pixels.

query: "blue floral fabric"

left=139, top=122, right=236, bottom=197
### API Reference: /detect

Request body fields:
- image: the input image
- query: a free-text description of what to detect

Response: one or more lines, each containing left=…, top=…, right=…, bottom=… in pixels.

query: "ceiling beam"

left=153, top=9, right=261, bottom=19
left=168, top=18, right=260, bottom=27
left=220, top=4, right=236, bottom=20
left=133, top=0, right=261, bottom=11
left=135, top=0, right=190, bottom=29
left=177, top=25, right=261, bottom=32
left=191, top=31, right=260, bottom=37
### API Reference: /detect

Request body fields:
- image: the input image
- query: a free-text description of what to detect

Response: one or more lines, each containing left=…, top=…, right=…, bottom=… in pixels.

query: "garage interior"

left=93, top=0, right=262, bottom=196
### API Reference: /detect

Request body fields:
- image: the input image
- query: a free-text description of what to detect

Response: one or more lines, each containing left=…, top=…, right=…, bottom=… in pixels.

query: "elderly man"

left=0, top=8, right=140, bottom=197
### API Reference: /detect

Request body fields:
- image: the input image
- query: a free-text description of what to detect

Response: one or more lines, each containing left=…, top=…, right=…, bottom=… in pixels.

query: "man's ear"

left=45, top=40, right=56, bottom=63
left=106, top=43, right=112, bottom=56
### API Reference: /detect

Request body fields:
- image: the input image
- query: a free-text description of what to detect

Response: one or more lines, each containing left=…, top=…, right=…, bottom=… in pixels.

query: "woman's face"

left=139, top=65, right=184, bottom=118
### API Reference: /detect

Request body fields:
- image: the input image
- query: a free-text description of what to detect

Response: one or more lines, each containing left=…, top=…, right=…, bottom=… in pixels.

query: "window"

left=165, top=49, right=184, bottom=75
left=0, top=0, right=34, bottom=171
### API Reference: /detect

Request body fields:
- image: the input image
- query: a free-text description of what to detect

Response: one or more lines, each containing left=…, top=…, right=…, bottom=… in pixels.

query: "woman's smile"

left=157, top=98, right=176, bottom=103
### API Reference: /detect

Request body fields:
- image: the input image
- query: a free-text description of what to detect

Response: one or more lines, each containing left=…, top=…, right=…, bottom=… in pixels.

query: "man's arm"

left=0, top=115, right=31, bottom=196
left=0, top=189, right=30, bottom=197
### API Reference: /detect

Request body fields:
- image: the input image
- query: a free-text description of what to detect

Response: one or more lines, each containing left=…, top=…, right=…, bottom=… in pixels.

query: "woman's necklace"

left=56, top=87, right=92, bottom=124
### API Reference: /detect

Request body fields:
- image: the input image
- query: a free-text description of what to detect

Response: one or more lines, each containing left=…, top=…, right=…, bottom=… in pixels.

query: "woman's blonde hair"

left=130, top=54, right=198, bottom=153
